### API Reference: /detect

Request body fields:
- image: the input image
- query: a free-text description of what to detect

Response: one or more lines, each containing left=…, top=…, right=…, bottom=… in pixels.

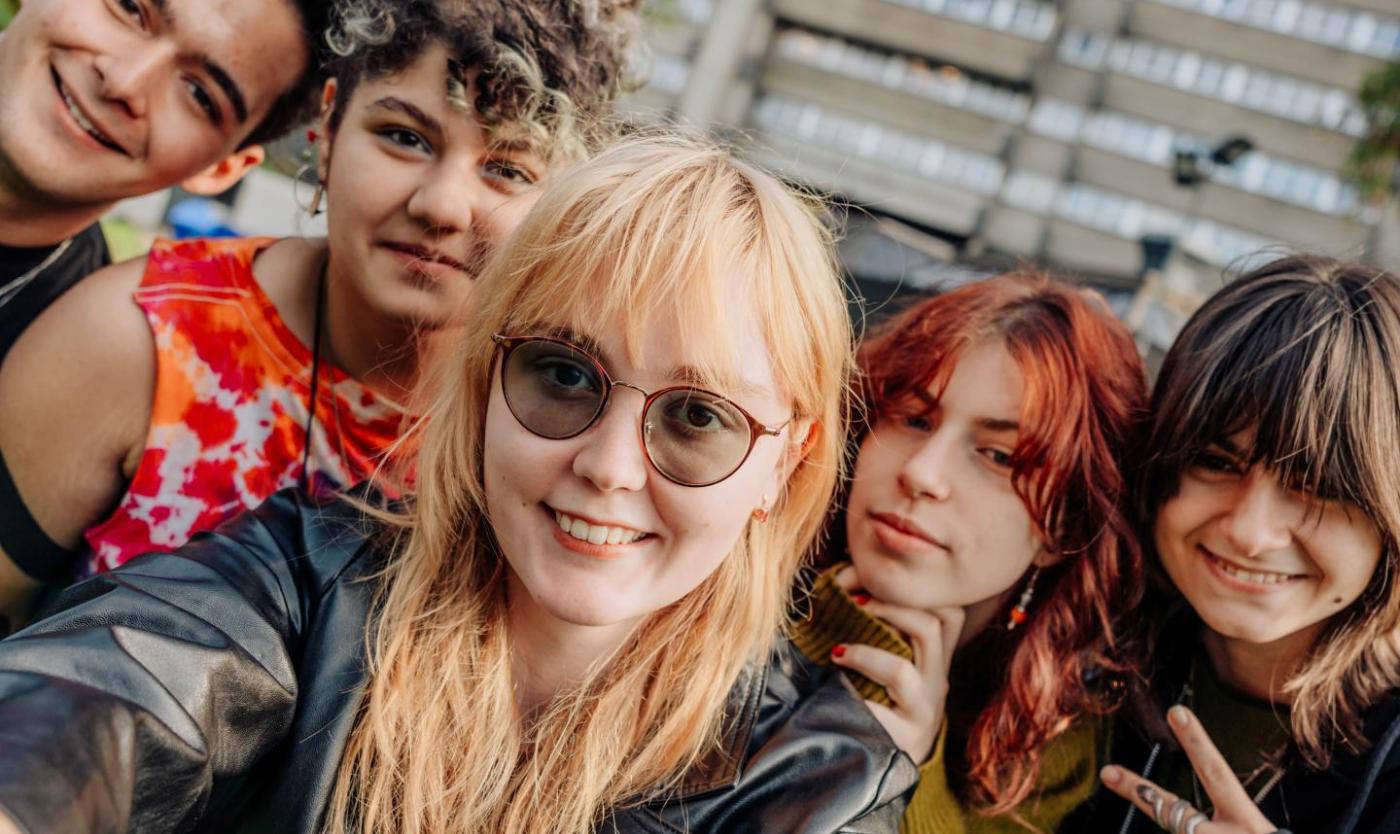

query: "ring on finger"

left=1182, top=812, right=1209, bottom=834
left=1165, top=798, right=1194, bottom=832
left=1136, top=785, right=1168, bottom=829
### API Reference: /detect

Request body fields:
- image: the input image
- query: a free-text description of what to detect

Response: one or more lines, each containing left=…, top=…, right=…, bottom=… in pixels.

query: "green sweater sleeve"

left=792, top=564, right=1106, bottom=834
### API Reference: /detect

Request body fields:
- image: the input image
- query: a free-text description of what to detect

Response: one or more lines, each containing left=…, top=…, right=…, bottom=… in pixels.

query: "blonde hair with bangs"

left=1141, top=254, right=1400, bottom=766
left=325, top=134, right=853, bottom=834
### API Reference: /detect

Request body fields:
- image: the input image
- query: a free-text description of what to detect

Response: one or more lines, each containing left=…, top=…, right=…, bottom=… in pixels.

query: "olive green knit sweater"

left=792, top=564, right=1106, bottom=834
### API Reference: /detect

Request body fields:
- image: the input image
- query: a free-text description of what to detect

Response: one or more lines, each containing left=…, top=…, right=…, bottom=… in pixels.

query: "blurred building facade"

left=628, top=0, right=1400, bottom=322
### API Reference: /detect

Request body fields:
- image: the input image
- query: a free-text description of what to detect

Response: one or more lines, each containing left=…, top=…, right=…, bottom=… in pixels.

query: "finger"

left=1167, top=707, right=1270, bottom=826
left=831, top=643, right=926, bottom=714
left=1099, top=766, right=1211, bottom=834
left=833, top=565, right=863, bottom=594
left=859, top=600, right=943, bottom=653
left=932, top=606, right=964, bottom=673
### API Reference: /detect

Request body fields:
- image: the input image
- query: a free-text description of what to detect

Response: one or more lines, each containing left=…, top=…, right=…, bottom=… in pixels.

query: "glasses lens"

left=501, top=340, right=606, bottom=438
left=645, top=389, right=754, bottom=486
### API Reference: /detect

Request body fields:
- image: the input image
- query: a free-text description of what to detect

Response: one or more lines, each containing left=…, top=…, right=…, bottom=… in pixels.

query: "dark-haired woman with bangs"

left=1071, top=255, right=1400, bottom=834
left=793, top=271, right=1149, bottom=833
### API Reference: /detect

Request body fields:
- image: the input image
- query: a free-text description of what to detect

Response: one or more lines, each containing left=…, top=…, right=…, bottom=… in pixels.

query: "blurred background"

left=47, top=0, right=1400, bottom=364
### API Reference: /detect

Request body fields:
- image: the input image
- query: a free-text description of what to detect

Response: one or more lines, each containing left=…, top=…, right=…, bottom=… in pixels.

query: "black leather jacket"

left=0, top=489, right=916, bottom=834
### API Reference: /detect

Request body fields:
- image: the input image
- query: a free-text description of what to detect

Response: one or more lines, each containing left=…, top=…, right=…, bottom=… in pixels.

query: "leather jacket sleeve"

left=0, top=492, right=348, bottom=834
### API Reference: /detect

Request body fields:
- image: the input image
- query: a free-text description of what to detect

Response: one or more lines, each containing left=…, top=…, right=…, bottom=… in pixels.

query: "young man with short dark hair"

left=0, top=0, right=328, bottom=359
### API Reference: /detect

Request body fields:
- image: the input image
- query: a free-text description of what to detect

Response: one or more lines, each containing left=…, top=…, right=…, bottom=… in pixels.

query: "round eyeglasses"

left=492, top=334, right=790, bottom=487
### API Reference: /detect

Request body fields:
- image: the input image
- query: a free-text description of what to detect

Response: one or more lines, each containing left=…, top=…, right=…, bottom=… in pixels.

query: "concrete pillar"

left=676, top=0, right=770, bottom=128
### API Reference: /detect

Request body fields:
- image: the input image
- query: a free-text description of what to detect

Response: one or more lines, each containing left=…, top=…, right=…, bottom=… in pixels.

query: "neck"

left=322, top=255, right=431, bottom=404
left=957, top=587, right=1015, bottom=649
left=1200, top=623, right=1320, bottom=703
left=505, top=572, right=638, bottom=719
left=0, top=173, right=107, bottom=249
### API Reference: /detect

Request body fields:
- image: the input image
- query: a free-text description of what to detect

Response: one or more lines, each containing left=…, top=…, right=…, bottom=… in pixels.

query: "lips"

left=381, top=241, right=469, bottom=273
left=869, top=511, right=948, bottom=553
left=52, top=67, right=128, bottom=156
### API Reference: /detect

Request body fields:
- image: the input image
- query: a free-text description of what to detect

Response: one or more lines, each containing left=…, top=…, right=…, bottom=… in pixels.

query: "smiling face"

left=322, top=42, right=546, bottom=331
left=1154, top=430, right=1384, bottom=648
left=481, top=300, right=795, bottom=632
left=846, top=338, right=1043, bottom=619
left=0, top=0, right=306, bottom=209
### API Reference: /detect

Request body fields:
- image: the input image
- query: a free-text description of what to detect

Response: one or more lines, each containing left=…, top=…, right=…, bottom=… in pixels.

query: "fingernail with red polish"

left=831, top=644, right=847, bottom=659
left=853, top=593, right=870, bottom=606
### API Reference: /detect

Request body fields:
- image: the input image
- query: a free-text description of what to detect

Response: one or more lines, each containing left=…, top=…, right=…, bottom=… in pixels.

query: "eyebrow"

left=370, top=97, right=442, bottom=136
left=975, top=417, right=1020, bottom=432
left=671, top=364, right=769, bottom=399
left=541, top=327, right=769, bottom=398
left=151, top=0, right=247, bottom=124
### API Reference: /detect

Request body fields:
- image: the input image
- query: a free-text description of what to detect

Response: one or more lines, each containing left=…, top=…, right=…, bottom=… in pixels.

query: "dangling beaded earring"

left=1006, top=566, right=1041, bottom=630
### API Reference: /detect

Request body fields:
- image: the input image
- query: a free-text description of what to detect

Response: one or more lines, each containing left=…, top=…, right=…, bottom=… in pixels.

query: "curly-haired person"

left=0, top=0, right=642, bottom=630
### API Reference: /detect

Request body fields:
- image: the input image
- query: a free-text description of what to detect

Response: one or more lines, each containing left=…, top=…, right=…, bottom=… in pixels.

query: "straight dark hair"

left=1138, top=253, right=1400, bottom=766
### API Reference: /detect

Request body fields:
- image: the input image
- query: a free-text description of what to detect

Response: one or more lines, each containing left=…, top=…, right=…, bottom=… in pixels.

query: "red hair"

left=858, top=272, right=1147, bottom=816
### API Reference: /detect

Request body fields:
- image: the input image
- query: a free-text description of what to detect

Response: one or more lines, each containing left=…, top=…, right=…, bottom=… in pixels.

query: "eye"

left=901, top=414, right=933, bottom=433
left=484, top=159, right=537, bottom=189
left=980, top=447, right=1013, bottom=468
left=1195, top=450, right=1242, bottom=474
left=676, top=402, right=724, bottom=431
left=184, top=78, right=220, bottom=124
left=115, top=0, right=147, bottom=27
left=537, top=357, right=599, bottom=395
left=377, top=128, right=431, bottom=155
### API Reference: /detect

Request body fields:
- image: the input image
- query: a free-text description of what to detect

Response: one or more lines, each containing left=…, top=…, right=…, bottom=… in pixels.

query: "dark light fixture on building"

left=1209, top=135, right=1255, bottom=166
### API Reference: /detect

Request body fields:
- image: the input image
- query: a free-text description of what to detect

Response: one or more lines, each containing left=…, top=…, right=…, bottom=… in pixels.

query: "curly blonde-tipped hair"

left=322, top=0, right=644, bottom=161
left=325, top=134, right=855, bottom=834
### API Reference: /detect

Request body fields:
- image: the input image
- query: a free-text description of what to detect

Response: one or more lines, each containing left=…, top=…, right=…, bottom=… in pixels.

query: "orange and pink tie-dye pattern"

left=83, top=237, right=407, bottom=574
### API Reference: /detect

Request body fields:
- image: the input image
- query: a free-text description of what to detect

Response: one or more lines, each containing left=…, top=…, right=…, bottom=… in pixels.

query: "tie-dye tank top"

left=82, top=237, right=408, bottom=574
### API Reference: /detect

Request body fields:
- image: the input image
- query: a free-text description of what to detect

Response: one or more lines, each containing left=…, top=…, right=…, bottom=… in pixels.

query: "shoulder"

left=0, top=254, right=153, bottom=475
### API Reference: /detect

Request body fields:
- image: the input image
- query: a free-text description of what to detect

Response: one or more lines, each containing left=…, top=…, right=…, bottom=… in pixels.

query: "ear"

left=180, top=145, right=265, bottom=195
left=759, top=419, right=821, bottom=512
left=315, top=78, right=338, bottom=181
left=1031, top=544, right=1067, bottom=568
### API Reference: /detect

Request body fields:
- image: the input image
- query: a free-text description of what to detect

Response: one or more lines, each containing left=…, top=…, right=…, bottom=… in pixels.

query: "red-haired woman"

left=794, top=271, right=1148, bottom=833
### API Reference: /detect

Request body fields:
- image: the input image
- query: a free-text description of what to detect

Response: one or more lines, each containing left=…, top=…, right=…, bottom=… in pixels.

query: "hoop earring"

left=293, top=162, right=325, bottom=217
left=1006, top=566, right=1041, bottom=630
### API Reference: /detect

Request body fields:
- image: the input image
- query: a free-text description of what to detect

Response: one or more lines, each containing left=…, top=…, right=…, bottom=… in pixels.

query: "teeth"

left=59, top=83, right=113, bottom=148
left=1211, top=555, right=1296, bottom=585
left=554, top=511, right=645, bottom=546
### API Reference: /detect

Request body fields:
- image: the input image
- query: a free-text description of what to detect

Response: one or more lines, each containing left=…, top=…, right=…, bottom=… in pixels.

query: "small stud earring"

left=1007, top=566, right=1041, bottom=630
left=752, top=495, right=770, bottom=523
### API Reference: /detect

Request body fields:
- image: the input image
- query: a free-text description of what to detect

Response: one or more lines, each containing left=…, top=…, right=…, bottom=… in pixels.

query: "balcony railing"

left=1027, top=97, right=1360, bottom=215
left=751, top=94, right=1006, bottom=195
left=884, top=0, right=1058, bottom=40
left=1058, top=28, right=1366, bottom=135
left=1146, top=0, right=1400, bottom=60
left=1002, top=170, right=1277, bottom=267
left=773, top=28, right=1031, bottom=123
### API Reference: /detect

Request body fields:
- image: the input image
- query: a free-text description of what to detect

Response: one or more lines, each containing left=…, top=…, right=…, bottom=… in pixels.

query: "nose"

left=570, top=387, right=649, bottom=493
left=406, top=160, right=502, bottom=236
left=897, top=430, right=953, bottom=502
left=93, top=41, right=174, bottom=120
left=1219, top=470, right=1294, bottom=557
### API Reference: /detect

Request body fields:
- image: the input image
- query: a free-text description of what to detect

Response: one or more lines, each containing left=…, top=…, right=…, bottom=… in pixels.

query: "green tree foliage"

left=1350, top=61, right=1400, bottom=203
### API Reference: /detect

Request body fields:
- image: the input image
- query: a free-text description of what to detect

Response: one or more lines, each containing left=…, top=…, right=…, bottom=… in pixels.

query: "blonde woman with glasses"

left=0, top=136, right=915, bottom=834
